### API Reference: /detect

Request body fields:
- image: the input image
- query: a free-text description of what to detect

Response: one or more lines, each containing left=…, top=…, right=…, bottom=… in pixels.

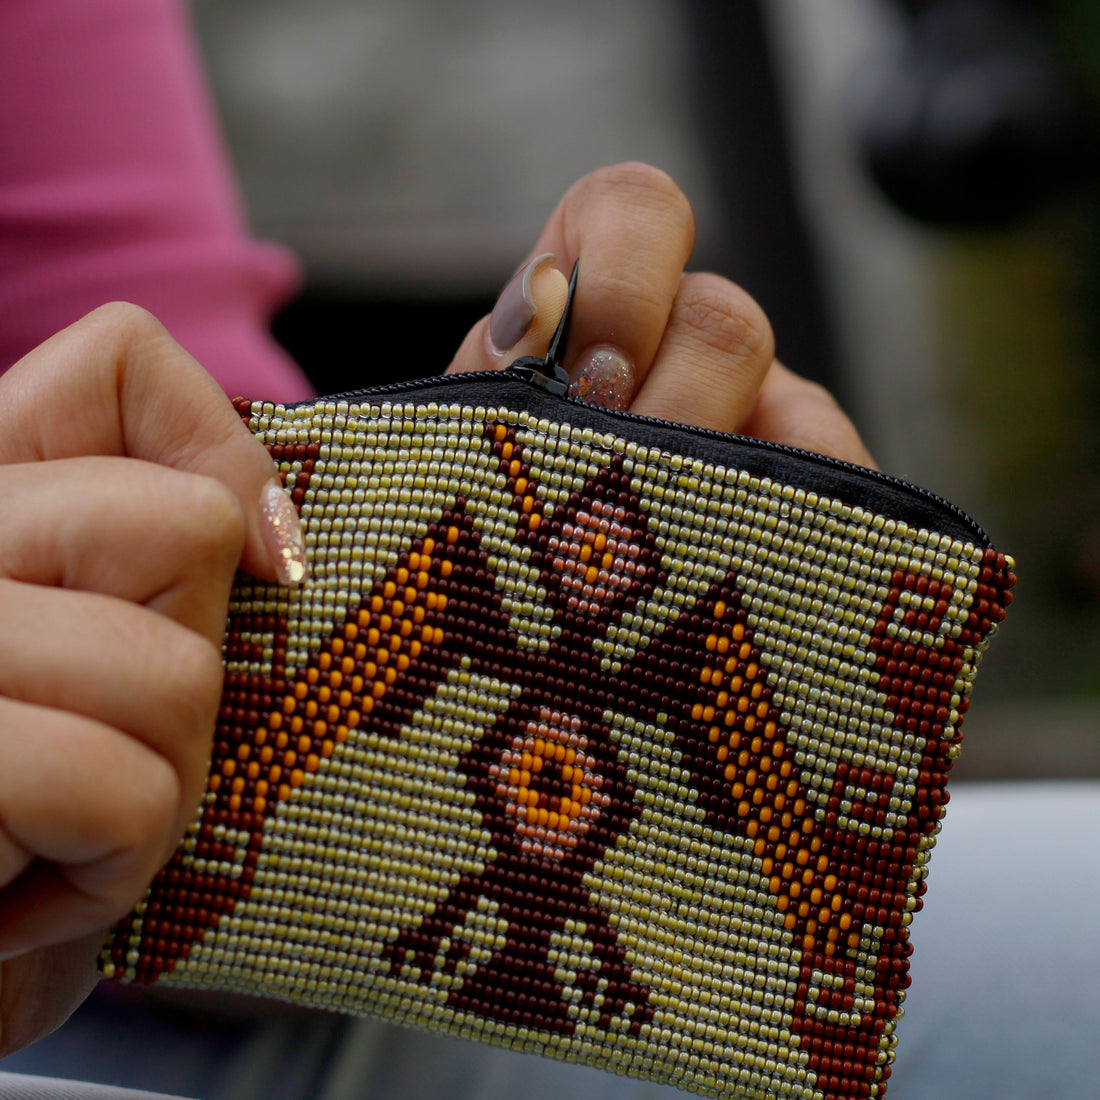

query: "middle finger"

left=631, top=272, right=776, bottom=431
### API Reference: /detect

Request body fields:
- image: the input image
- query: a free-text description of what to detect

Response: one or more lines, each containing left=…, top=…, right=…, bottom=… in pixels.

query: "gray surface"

left=0, top=1074, right=195, bottom=1100
left=890, top=782, right=1100, bottom=1099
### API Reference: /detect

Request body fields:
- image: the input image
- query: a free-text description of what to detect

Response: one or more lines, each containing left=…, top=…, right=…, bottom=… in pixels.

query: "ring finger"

left=0, top=579, right=222, bottom=844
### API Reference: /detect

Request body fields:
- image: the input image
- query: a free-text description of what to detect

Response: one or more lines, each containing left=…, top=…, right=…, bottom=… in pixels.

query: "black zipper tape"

left=274, top=367, right=991, bottom=548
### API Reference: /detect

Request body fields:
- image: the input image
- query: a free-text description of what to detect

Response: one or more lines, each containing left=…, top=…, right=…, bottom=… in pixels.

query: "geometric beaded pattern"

left=101, top=396, right=1015, bottom=1100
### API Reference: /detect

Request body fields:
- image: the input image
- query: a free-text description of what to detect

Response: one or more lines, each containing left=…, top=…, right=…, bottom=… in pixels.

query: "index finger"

left=447, top=163, right=695, bottom=388
left=0, top=302, right=286, bottom=581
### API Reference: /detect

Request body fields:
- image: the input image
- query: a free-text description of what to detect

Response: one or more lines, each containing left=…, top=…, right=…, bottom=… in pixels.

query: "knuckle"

left=797, top=375, right=846, bottom=417
left=78, top=303, right=176, bottom=379
left=584, top=265, right=670, bottom=320
left=680, top=275, right=776, bottom=364
left=169, top=626, right=226, bottom=695
left=103, top=617, right=220, bottom=810
left=575, top=162, right=695, bottom=238
left=163, top=629, right=225, bottom=731
left=84, top=301, right=163, bottom=341
left=156, top=633, right=221, bottom=830
left=103, top=756, right=180, bottom=868
left=177, top=474, right=247, bottom=570
left=784, top=375, right=869, bottom=461
left=588, top=161, right=684, bottom=203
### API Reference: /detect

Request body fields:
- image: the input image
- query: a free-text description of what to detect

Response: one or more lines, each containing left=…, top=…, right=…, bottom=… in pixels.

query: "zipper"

left=564, top=382, right=989, bottom=545
left=282, top=365, right=990, bottom=547
left=277, top=257, right=988, bottom=544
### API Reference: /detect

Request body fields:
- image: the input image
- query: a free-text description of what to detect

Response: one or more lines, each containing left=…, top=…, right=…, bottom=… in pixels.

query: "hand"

left=448, top=162, right=875, bottom=468
left=0, top=303, right=307, bottom=1056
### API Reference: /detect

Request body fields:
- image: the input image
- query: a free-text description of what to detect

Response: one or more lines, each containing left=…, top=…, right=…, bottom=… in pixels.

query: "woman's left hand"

left=447, top=162, right=875, bottom=469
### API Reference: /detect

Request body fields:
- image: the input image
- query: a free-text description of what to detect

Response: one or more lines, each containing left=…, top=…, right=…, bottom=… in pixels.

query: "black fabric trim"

left=285, top=373, right=991, bottom=547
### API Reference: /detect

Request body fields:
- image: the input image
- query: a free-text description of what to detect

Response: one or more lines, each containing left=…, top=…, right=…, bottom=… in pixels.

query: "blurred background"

left=191, top=0, right=1100, bottom=781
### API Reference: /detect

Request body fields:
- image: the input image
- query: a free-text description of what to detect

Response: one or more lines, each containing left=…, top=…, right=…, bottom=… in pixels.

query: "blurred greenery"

left=927, top=32, right=1100, bottom=783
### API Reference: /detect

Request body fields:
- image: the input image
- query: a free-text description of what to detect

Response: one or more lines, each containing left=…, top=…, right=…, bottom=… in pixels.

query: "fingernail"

left=488, top=253, right=555, bottom=353
left=260, top=479, right=309, bottom=586
left=568, top=345, right=636, bottom=409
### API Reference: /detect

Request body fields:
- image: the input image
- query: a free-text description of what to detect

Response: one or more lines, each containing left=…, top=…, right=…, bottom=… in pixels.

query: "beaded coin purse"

left=102, top=279, right=1014, bottom=1100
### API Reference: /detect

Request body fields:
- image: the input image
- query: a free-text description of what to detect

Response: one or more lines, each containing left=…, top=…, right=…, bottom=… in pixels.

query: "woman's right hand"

left=0, top=303, right=307, bottom=1057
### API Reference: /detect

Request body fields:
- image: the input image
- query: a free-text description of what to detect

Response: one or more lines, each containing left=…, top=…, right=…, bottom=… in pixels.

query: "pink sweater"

left=0, top=0, right=313, bottom=401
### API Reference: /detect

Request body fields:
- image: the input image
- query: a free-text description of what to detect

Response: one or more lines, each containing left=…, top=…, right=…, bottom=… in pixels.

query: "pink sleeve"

left=0, top=0, right=314, bottom=402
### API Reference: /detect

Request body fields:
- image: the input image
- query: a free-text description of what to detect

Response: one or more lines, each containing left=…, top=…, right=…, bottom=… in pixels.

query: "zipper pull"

left=507, top=260, right=578, bottom=396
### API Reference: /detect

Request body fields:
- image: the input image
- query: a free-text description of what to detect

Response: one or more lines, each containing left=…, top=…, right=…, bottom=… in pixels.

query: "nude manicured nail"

left=568, top=345, right=636, bottom=409
left=260, top=479, right=309, bottom=586
left=488, top=253, right=555, bottom=353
